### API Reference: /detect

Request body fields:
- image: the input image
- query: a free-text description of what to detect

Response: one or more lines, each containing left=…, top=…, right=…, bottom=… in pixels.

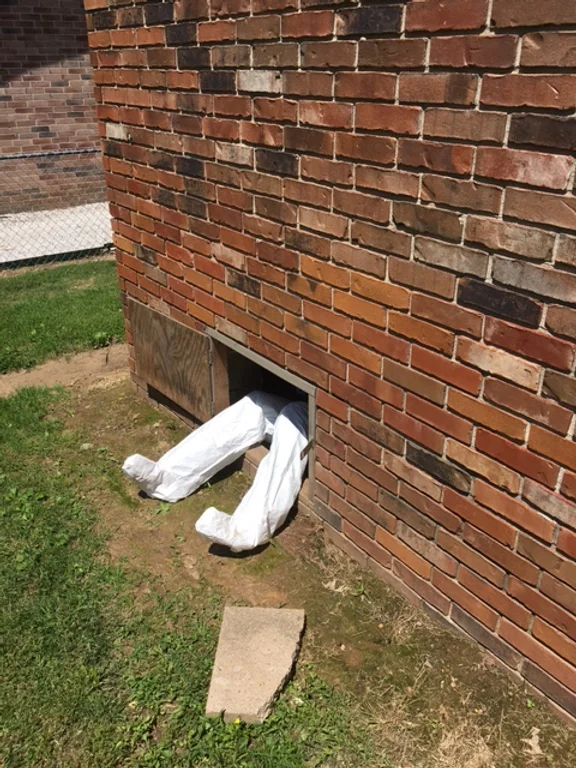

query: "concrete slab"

left=206, top=606, right=305, bottom=723
left=0, top=202, right=112, bottom=264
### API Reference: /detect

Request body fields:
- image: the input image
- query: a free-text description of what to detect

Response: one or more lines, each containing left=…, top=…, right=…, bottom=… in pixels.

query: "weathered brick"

left=492, top=1, right=576, bottom=28
left=485, top=318, right=575, bottom=372
left=422, top=177, right=502, bottom=215
left=465, top=217, right=555, bottom=263
left=237, top=69, right=282, bottom=93
left=482, top=75, right=576, bottom=110
left=476, top=147, right=573, bottom=191
left=385, top=407, right=444, bottom=454
left=555, top=236, right=576, bottom=270
left=393, top=203, right=463, bottom=242
left=351, top=410, right=405, bottom=455
left=424, top=108, right=507, bottom=144
left=543, top=371, right=576, bottom=410
left=301, top=41, right=356, bottom=69
left=464, top=528, right=539, bottom=586
left=357, top=166, right=419, bottom=199
left=477, top=429, right=558, bottom=489
left=385, top=453, right=443, bottom=502
left=300, top=101, right=353, bottom=130
left=457, top=337, right=540, bottom=391
left=388, top=256, right=455, bottom=299
left=254, top=97, right=297, bottom=123
left=407, top=0, right=489, bottom=32
left=415, top=238, right=489, bottom=279
left=448, top=390, right=525, bottom=442
left=283, top=71, right=333, bottom=97
left=412, top=346, right=480, bottom=396
left=437, top=530, right=505, bottom=587
left=334, top=72, right=396, bottom=101
left=546, top=305, right=576, bottom=342
left=431, top=35, right=517, bottom=69
left=494, top=258, right=576, bottom=302
left=400, top=73, right=477, bottom=105
left=435, top=570, right=499, bottom=629
left=358, top=39, right=427, bottom=70
left=282, top=10, right=333, bottom=39
left=237, top=15, right=280, bottom=41
left=446, top=438, right=520, bottom=494
left=529, top=425, right=576, bottom=474
left=356, top=104, right=421, bottom=136
left=400, top=139, right=474, bottom=175
left=336, top=133, right=396, bottom=166
left=286, top=126, right=333, bottom=156
left=351, top=222, right=412, bottom=258
left=331, top=242, right=386, bottom=279
left=334, top=189, right=390, bottom=224
left=353, top=321, right=409, bottom=364
left=522, top=32, right=576, bottom=68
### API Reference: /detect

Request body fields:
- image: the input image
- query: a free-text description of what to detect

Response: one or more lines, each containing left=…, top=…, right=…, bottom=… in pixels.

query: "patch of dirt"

left=49, top=378, right=576, bottom=768
left=0, top=344, right=128, bottom=397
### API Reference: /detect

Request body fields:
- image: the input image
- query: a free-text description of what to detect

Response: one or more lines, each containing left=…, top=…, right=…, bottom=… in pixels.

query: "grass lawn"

left=0, top=387, right=369, bottom=768
left=1, top=378, right=575, bottom=767
left=0, top=260, right=124, bottom=374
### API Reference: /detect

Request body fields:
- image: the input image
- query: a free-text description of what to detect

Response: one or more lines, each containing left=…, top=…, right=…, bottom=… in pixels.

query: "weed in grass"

left=0, top=261, right=124, bottom=373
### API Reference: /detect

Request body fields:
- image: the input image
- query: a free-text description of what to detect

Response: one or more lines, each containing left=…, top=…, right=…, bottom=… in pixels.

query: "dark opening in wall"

left=208, top=329, right=316, bottom=503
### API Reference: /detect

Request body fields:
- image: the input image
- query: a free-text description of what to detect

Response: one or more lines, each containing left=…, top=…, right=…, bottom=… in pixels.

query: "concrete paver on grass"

left=206, top=607, right=306, bottom=723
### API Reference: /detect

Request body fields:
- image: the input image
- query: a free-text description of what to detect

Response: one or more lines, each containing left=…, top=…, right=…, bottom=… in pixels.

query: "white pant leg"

left=195, top=401, right=309, bottom=551
left=122, top=391, right=288, bottom=502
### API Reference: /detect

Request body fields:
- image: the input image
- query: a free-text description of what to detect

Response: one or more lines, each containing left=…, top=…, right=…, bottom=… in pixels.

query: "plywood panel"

left=128, top=299, right=212, bottom=422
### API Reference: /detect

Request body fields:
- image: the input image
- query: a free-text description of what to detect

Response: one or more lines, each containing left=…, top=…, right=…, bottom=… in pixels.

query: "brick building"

left=0, top=0, right=104, bottom=214
left=85, top=0, right=576, bottom=720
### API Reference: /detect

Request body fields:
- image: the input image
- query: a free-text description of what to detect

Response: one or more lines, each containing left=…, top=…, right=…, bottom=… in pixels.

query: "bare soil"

left=0, top=343, right=128, bottom=397
left=43, top=369, right=576, bottom=768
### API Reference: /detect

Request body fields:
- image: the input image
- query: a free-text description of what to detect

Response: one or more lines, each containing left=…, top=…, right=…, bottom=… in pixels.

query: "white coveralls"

left=123, top=391, right=309, bottom=552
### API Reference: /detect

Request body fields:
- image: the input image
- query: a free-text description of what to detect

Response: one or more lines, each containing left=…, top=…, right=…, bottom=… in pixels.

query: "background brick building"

left=85, top=0, right=576, bottom=720
left=0, top=0, right=104, bottom=215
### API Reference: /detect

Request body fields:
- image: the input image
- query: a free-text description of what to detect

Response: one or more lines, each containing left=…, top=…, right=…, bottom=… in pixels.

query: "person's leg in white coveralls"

left=122, top=391, right=309, bottom=552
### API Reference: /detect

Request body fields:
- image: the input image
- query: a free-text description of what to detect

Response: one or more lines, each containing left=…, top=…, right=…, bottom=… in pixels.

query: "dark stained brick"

left=177, top=46, right=209, bottom=68
left=176, top=156, right=204, bottom=178
left=407, top=444, right=471, bottom=494
left=336, top=6, right=403, bottom=37
left=200, top=70, right=236, bottom=93
left=458, top=278, right=542, bottom=328
left=510, top=115, right=576, bottom=153
left=145, top=3, right=175, bottom=26
left=228, top=271, right=261, bottom=297
left=256, top=149, right=299, bottom=177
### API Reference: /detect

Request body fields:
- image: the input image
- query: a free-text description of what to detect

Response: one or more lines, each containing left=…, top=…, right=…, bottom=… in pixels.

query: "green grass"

left=0, top=387, right=370, bottom=768
left=0, top=260, right=124, bottom=374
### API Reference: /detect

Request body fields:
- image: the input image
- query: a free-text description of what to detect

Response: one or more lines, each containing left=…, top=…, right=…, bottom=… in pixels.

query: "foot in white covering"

left=122, top=391, right=289, bottom=503
left=195, top=401, right=309, bottom=552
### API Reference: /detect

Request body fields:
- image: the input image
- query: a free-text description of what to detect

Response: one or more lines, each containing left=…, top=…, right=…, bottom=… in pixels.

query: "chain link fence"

left=0, top=148, right=113, bottom=270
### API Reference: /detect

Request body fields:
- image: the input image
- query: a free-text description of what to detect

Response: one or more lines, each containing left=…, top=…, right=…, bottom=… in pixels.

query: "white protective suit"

left=122, top=391, right=309, bottom=552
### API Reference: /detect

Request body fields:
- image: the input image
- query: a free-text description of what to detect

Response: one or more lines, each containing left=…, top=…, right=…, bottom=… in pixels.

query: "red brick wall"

left=0, top=0, right=104, bottom=213
left=85, top=0, right=576, bottom=720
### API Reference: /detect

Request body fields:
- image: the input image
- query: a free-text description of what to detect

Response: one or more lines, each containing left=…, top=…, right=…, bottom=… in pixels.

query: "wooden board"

left=128, top=299, right=212, bottom=422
